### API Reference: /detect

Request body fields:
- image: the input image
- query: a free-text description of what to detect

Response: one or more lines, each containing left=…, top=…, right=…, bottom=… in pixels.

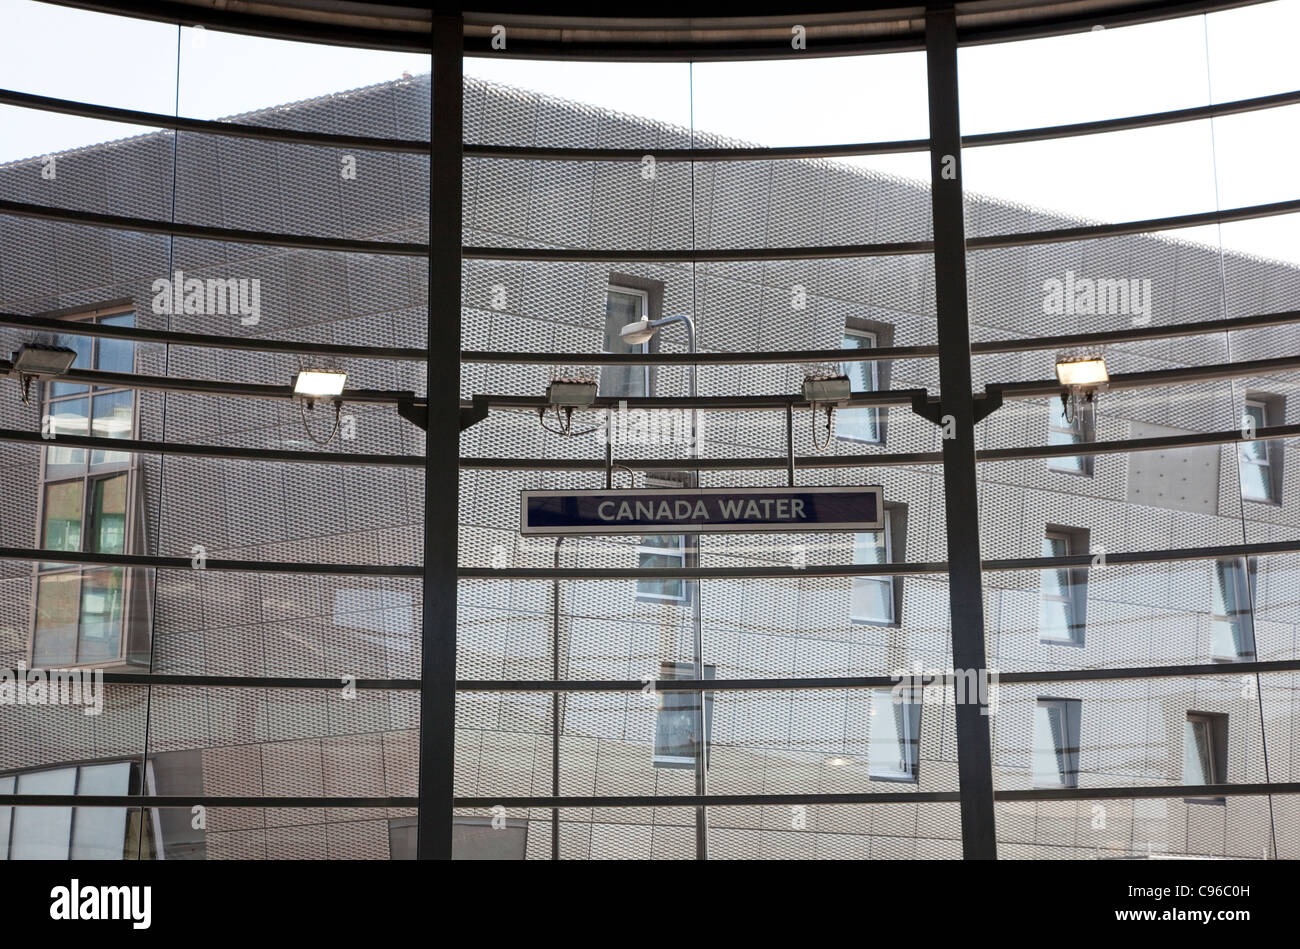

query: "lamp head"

left=619, top=319, right=656, bottom=345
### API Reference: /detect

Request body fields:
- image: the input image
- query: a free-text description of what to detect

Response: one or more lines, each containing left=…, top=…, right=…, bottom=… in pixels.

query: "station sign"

left=520, top=485, right=883, bottom=536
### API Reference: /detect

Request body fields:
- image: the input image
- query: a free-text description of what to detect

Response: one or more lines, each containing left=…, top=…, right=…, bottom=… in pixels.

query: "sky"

left=0, top=0, right=1296, bottom=263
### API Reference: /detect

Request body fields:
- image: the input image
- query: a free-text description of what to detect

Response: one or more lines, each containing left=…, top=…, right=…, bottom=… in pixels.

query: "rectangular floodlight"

left=1055, top=357, right=1108, bottom=388
left=12, top=343, right=77, bottom=378
left=546, top=379, right=597, bottom=407
left=292, top=369, right=347, bottom=399
left=802, top=375, right=852, bottom=406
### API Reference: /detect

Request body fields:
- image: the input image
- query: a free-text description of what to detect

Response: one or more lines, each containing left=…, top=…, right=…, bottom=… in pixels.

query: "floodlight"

left=12, top=343, right=77, bottom=378
left=1055, top=357, right=1108, bottom=388
left=292, top=368, right=347, bottom=400
left=801, top=373, right=852, bottom=407
left=546, top=378, right=598, bottom=408
left=619, top=318, right=656, bottom=345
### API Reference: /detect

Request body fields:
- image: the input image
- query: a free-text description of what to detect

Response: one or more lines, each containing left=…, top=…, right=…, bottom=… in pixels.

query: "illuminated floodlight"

left=292, top=369, right=347, bottom=400
left=1055, top=357, right=1108, bottom=388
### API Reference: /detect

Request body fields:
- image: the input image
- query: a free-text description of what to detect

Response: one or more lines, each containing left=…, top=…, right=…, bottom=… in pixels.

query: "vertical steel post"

left=924, top=4, right=998, bottom=860
left=417, top=13, right=463, bottom=861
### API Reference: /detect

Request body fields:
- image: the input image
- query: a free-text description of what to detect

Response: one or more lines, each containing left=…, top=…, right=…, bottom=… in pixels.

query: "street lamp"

left=620, top=313, right=708, bottom=858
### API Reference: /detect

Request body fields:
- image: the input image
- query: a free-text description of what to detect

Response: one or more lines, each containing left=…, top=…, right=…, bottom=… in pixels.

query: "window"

left=0, top=761, right=159, bottom=859
left=1183, top=712, right=1227, bottom=804
left=852, top=509, right=895, bottom=625
left=869, top=688, right=921, bottom=781
left=1210, top=558, right=1256, bottom=661
left=653, top=661, right=715, bottom=769
left=838, top=328, right=881, bottom=443
left=1239, top=397, right=1282, bottom=503
left=33, top=308, right=144, bottom=668
left=1040, top=527, right=1088, bottom=645
left=1032, top=698, right=1081, bottom=788
left=1047, top=395, right=1093, bottom=474
left=636, top=474, right=688, bottom=603
left=600, top=279, right=658, bottom=398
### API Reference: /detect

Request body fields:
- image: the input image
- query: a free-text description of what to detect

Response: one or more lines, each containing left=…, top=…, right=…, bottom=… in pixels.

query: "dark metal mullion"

left=926, top=5, right=997, bottom=861
left=416, top=14, right=461, bottom=862
left=0, top=547, right=421, bottom=575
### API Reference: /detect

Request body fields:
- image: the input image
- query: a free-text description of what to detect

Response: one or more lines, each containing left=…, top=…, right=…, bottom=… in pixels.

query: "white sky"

left=0, top=0, right=1296, bottom=263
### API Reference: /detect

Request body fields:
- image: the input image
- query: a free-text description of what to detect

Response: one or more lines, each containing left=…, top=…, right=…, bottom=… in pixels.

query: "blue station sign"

left=520, top=485, right=883, bottom=535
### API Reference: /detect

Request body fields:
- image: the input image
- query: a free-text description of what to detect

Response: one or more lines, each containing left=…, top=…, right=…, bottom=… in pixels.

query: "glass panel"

left=868, top=689, right=909, bottom=778
left=77, top=567, right=124, bottom=663
left=94, top=313, right=135, bottom=375
left=45, top=398, right=89, bottom=476
left=71, top=762, right=132, bottom=859
left=1183, top=720, right=1212, bottom=785
left=90, top=390, right=134, bottom=467
left=10, top=768, right=75, bottom=859
left=838, top=332, right=879, bottom=442
left=1031, top=704, right=1065, bottom=787
left=33, top=572, right=80, bottom=666
left=600, top=289, right=647, bottom=398
left=48, top=332, right=91, bottom=397
left=41, top=481, right=83, bottom=552
left=852, top=577, right=893, bottom=624
left=0, top=776, right=11, bottom=859
left=89, top=475, right=128, bottom=554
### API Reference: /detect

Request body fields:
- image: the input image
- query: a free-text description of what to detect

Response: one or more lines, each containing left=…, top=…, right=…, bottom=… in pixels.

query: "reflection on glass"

left=1210, top=559, right=1255, bottom=661
left=78, top=568, right=124, bottom=662
left=1047, top=396, right=1085, bottom=473
left=869, top=688, right=920, bottom=780
left=41, top=481, right=83, bottom=552
left=46, top=398, right=88, bottom=474
left=1183, top=718, right=1213, bottom=785
left=33, top=572, right=79, bottom=666
left=1238, top=401, right=1272, bottom=501
left=839, top=330, right=880, bottom=443
left=600, top=287, right=648, bottom=397
left=10, top=768, right=76, bottom=859
left=70, top=762, right=132, bottom=859
left=49, top=332, right=90, bottom=397
left=1032, top=699, right=1079, bottom=788
left=636, top=534, right=685, bottom=601
left=1039, top=533, right=1075, bottom=642
left=652, top=662, right=714, bottom=767
left=852, top=513, right=893, bottom=624
left=89, top=475, right=127, bottom=554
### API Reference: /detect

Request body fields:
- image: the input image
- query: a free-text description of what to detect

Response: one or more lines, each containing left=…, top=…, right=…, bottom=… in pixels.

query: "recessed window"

left=601, top=280, right=659, bottom=398
left=1032, top=698, right=1081, bottom=788
left=653, top=660, right=715, bottom=769
left=1040, top=527, right=1088, bottom=645
left=1183, top=712, right=1227, bottom=805
left=838, top=328, right=881, bottom=443
left=852, top=509, right=896, bottom=625
left=869, top=688, right=921, bottom=782
left=1239, top=397, right=1282, bottom=503
left=1210, top=558, right=1256, bottom=661
left=637, top=474, right=688, bottom=603
left=1047, top=395, right=1093, bottom=475
left=34, top=308, right=143, bottom=668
